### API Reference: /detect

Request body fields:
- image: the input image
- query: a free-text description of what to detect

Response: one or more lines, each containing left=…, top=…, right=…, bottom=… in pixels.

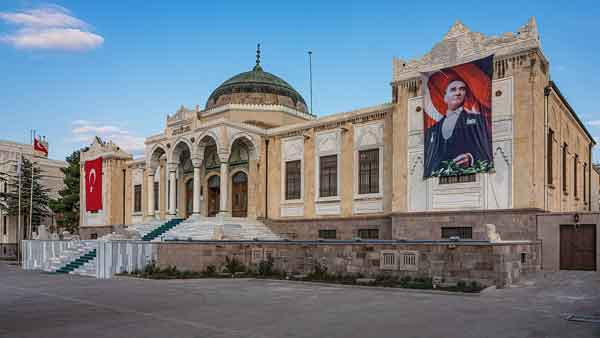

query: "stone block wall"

left=156, top=241, right=540, bottom=288
left=264, top=216, right=392, bottom=240
left=392, top=209, right=541, bottom=241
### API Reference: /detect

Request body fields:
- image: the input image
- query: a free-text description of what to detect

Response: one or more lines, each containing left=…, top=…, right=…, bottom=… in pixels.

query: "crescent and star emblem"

left=89, top=169, right=96, bottom=193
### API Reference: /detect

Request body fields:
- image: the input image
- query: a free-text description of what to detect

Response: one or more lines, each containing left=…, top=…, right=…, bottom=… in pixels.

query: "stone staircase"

left=162, top=215, right=281, bottom=241
left=44, top=240, right=98, bottom=275
left=141, top=218, right=183, bottom=241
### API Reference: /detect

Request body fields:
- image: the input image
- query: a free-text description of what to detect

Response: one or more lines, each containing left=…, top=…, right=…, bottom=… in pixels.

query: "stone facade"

left=78, top=18, right=596, bottom=246
left=0, top=139, right=66, bottom=249
left=155, top=241, right=540, bottom=288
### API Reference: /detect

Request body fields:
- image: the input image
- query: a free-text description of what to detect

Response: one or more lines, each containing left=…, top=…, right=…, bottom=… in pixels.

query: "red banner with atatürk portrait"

left=421, top=55, right=494, bottom=178
left=84, top=157, right=103, bottom=212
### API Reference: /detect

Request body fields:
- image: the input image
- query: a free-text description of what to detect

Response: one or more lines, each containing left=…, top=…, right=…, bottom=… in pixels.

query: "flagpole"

left=17, top=152, right=22, bottom=265
left=29, top=130, right=35, bottom=240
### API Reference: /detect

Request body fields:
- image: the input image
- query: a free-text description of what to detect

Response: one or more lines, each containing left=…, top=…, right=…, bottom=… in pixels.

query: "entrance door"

left=207, top=175, right=220, bottom=217
left=185, top=179, right=193, bottom=218
left=560, top=224, right=596, bottom=271
left=231, top=171, right=248, bottom=217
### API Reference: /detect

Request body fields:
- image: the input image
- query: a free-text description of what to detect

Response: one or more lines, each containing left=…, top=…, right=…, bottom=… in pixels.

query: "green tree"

left=0, top=157, right=52, bottom=238
left=49, top=150, right=81, bottom=233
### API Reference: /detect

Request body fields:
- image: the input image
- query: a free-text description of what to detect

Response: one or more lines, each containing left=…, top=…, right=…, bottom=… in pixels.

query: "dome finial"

left=254, top=43, right=262, bottom=71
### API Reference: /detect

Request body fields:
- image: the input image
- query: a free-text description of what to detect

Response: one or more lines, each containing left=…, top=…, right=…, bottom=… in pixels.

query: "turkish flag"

left=33, top=138, right=48, bottom=156
left=85, top=157, right=103, bottom=212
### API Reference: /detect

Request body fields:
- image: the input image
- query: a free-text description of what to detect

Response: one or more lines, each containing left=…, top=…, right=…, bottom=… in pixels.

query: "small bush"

left=258, top=257, right=274, bottom=276
left=224, top=256, right=245, bottom=274
left=203, top=265, right=217, bottom=277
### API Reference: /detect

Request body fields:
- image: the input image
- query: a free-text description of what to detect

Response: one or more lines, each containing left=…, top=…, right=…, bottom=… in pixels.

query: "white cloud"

left=0, top=5, right=103, bottom=51
left=70, top=121, right=145, bottom=155
left=587, top=120, right=600, bottom=126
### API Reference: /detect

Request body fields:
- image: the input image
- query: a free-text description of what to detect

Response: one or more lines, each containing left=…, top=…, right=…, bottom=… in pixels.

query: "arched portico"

left=146, top=144, right=167, bottom=219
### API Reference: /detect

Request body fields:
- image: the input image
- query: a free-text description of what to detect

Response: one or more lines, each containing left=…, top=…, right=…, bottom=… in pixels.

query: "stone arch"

left=169, top=137, right=194, bottom=164
left=197, top=130, right=221, bottom=154
left=147, top=143, right=167, bottom=169
left=229, top=132, right=259, bottom=160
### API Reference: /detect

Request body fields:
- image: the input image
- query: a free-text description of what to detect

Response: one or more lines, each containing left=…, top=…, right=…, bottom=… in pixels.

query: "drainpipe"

left=264, top=139, right=269, bottom=220
left=589, top=143, right=592, bottom=211
left=544, top=84, right=551, bottom=211
left=122, top=168, right=126, bottom=225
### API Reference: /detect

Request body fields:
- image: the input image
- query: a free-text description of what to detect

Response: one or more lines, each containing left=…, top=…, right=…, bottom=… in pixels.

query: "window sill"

left=316, top=196, right=340, bottom=203
left=354, top=193, right=383, bottom=201
left=281, top=199, right=304, bottom=205
left=132, top=212, right=143, bottom=216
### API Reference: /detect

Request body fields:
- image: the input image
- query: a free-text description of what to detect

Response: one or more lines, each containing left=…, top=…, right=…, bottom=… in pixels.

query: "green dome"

left=205, top=64, right=308, bottom=113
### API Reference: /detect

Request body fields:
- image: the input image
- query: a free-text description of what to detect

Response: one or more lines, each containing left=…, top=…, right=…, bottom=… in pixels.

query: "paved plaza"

left=0, top=262, right=598, bottom=338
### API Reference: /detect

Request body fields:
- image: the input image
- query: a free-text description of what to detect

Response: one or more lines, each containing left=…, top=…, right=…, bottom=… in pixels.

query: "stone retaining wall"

left=156, top=240, right=540, bottom=287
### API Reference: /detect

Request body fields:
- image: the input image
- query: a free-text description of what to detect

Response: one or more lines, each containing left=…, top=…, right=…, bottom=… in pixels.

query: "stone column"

left=192, top=159, right=203, bottom=217
left=167, top=162, right=177, bottom=218
left=146, top=170, right=155, bottom=219
left=218, top=153, right=230, bottom=217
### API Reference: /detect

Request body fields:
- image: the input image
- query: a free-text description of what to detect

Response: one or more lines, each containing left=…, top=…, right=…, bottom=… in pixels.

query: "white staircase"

left=162, top=215, right=281, bottom=241
left=44, top=240, right=97, bottom=273
left=127, top=219, right=164, bottom=238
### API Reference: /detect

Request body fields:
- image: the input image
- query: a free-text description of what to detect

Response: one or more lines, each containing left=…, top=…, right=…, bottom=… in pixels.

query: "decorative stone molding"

left=228, top=129, right=260, bottom=160
left=202, top=103, right=315, bottom=121
left=393, top=17, right=542, bottom=82
left=280, top=205, right=304, bottom=217
left=82, top=137, right=132, bottom=162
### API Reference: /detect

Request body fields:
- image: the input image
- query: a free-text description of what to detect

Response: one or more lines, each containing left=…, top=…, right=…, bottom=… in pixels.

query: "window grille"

left=318, top=229, right=336, bottom=239
left=358, top=149, right=379, bottom=194
left=439, top=174, right=476, bottom=185
left=319, top=155, right=337, bottom=197
left=134, top=184, right=142, bottom=213
left=441, top=227, right=473, bottom=239
left=358, top=229, right=379, bottom=239
left=285, top=160, right=301, bottom=200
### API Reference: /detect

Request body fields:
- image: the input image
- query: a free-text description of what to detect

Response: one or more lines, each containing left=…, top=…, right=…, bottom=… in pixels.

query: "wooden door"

left=185, top=179, right=193, bottom=218
left=231, top=172, right=248, bottom=217
left=207, top=175, right=220, bottom=217
left=560, top=224, right=596, bottom=271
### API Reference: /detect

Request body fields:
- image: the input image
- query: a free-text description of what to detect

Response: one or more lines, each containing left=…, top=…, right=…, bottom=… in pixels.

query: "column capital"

left=167, top=162, right=178, bottom=172
left=218, top=152, right=230, bottom=164
left=191, top=157, right=203, bottom=168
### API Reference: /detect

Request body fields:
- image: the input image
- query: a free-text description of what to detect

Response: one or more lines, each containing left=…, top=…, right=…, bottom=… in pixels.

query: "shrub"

left=203, top=265, right=217, bottom=277
left=258, top=257, right=275, bottom=276
left=224, top=256, right=245, bottom=274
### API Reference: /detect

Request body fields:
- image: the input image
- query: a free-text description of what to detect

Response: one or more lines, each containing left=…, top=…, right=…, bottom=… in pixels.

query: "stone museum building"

left=0, top=139, right=66, bottom=258
left=75, top=18, right=598, bottom=272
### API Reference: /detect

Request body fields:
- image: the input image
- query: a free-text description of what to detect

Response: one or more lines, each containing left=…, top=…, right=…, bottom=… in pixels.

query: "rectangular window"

left=319, top=155, right=337, bottom=197
left=547, top=129, right=554, bottom=185
left=358, top=149, right=379, bottom=194
left=439, top=174, right=476, bottom=185
left=134, top=184, right=142, bottom=213
left=562, top=143, right=568, bottom=193
left=583, top=163, right=587, bottom=203
left=574, top=154, right=578, bottom=198
left=2, top=215, right=6, bottom=235
left=358, top=229, right=379, bottom=239
left=154, top=182, right=159, bottom=211
left=285, top=160, right=301, bottom=200
left=318, top=229, right=336, bottom=239
left=441, top=227, right=473, bottom=239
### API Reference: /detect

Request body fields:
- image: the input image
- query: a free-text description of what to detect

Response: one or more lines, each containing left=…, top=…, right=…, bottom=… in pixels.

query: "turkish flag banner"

left=34, top=138, right=48, bottom=156
left=85, top=157, right=103, bottom=212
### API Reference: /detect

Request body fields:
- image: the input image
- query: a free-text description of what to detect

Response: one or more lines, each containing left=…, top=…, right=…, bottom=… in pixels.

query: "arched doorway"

left=231, top=171, right=248, bottom=217
left=207, top=175, right=220, bottom=217
left=185, top=179, right=193, bottom=218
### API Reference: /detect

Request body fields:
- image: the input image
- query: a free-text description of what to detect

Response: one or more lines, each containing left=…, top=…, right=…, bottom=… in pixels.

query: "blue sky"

left=1, top=0, right=599, bottom=161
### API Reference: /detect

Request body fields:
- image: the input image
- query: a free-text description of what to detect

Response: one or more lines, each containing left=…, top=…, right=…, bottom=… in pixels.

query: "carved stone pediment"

left=393, top=17, right=541, bottom=82
left=167, top=105, right=196, bottom=126
left=82, top=136, right=132, bottom=161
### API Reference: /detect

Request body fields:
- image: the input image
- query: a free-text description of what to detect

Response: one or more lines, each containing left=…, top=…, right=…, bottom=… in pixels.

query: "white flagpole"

left=17, top=152, right=22, bottom=265
left=29, top=130, right=35, bottom=240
